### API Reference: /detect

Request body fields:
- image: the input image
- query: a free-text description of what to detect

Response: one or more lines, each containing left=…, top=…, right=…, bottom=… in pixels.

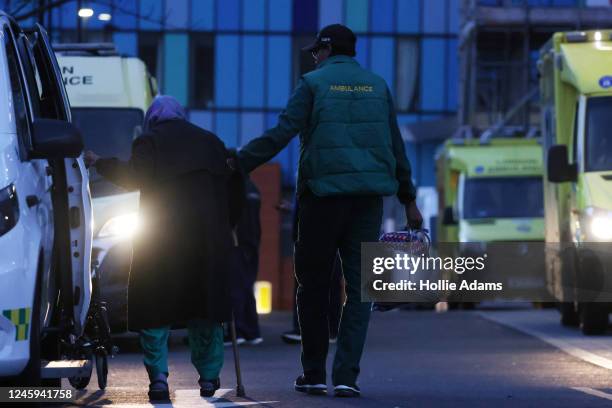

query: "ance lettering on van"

left=61, top=66, right=93, bottom=86
left=329, top=85, right=373, bottom=93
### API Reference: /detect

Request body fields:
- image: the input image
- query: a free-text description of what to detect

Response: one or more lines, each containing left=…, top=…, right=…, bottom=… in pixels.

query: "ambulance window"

left=4, top=28, right=30, bottom=147
left=189, top=34, right=214, bottom=108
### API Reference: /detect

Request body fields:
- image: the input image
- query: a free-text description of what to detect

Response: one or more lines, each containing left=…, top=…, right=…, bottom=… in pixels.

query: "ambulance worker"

left=238, top=25, right=423, bottom=397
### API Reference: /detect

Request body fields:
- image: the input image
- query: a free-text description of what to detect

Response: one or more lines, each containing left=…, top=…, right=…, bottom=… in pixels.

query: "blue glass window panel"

left=345, top=0, right=368, bottom=33
left=355, top=36, right=369, bottom=68
left=241, top=36, right=265, bottom=108
left=319, top=0, right=343, bottom=29
left=53, top=2, right=77, bottom=29
left=163, top=34, right=189, bottom=106
left=192, top=0, right=214, bottom=30
left=215, top=35, right=240, bottom=108
left=189, top=110, right=213, bottom=131
left=293, top=0, right=318, bottom=33
left=419, top=142, right=437, bottom=186
left=240, top=113, right=265, bottom=145
left=397, top=114, right=419, bottom=126
left=113, top=33, right=137, bottom=57
left=370, top=0, right=394, bottom=33
left=268, top=0, right=292, bottom=31
left=423, top=0, right=446, bottom=34
left=216, top=0, right=240, bottom=30
left=370, top=37, right=395, bottom=92
left=243, top=0, right=265, bottom=30
left=448, top=0, right=460, bottom=34
left=397, top=0, right=420, bottom=33
left=446, top=39, right=458, bottom=111
left=267, top=111, right=282, bottom=128
left=16, top=2, right=35, bottom=27
left=266, top=36, right=291, bottom=109
left=140, top=0, right=163, bottom=30
left=165, top=0, right=189, bottom=29
left=113, top=0, right=138, bottom=29
left=215, top=112, right=239, bottom=147
left=420, top=38, right=446, bottom=111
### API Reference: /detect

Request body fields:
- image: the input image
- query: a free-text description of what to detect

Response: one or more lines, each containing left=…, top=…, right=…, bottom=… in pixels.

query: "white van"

left=0, top=14, right=92, bottom=384
left=56, top=44, right=156, bottom=332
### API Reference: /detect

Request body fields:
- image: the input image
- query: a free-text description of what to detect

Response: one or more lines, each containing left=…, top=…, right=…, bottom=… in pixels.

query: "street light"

left=98, top=13, right=112, bottom=21
left=77, top=8, right=94, bottom=18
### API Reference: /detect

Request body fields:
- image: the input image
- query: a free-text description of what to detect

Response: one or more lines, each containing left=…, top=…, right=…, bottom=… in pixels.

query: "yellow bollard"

left=254, top=281, right=272, bottom=314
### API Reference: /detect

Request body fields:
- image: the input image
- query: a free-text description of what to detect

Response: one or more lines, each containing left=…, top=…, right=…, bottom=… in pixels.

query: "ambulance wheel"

left=96, top=352, right=108, bottom=390
left=580, top=303, right=608, bottom=335
left=559, top=302, right=579, bottom=327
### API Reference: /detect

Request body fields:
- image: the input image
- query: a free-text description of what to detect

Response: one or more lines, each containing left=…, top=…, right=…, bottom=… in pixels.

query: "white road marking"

left=478, top=310, right=612, bottom=370
left=110, top=388, right=278, bottom=407
left=572, top=387, right=612, bottom=401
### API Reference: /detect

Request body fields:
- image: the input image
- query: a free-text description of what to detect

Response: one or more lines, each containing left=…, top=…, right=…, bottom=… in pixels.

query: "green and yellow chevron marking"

left=2, top=308, right=31, bottom=341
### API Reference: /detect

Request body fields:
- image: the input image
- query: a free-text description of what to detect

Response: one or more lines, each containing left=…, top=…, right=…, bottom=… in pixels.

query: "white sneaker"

left=244, top=337, right=263, bottom=345
left=223, top=336, right=245, bottom=347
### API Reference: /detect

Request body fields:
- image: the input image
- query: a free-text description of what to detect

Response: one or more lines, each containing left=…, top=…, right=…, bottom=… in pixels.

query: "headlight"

left=98, top=213, right=140, bottom=238
left=586, top=207, right=612, bottom=241
left=0, top=184, right=19, bottom=238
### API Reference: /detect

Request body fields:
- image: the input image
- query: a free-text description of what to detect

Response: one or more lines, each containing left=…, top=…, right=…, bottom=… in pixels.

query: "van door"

left=27, top=24, right=92, bottom=336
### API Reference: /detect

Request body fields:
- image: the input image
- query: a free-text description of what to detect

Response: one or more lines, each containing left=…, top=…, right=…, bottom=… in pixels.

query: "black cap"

left=302, top=24, right=356, bottom=56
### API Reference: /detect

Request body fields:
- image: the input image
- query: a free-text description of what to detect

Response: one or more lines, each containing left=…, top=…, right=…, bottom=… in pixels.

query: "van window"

left=4, top=28, right=30, bottom=146
left=463, top=177, right=543, bottom=219
left=585, top=96, right=612, bottom=172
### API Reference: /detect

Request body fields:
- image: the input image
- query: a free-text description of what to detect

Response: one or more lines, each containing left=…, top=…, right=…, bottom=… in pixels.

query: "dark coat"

left=96, top=119, right=244, bottom=330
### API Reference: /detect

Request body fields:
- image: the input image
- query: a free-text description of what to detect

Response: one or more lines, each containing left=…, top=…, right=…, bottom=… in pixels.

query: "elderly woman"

left=84, top=96, right=243, bottom=401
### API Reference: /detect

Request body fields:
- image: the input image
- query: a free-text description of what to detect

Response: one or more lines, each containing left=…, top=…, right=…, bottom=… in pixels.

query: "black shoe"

left=199, top=378, right=221, bottom=398
left=334, top=384, right=361, bottom=398
left=281, top=330, right=301, bottom=344
left=294, top=374, right=326, bottom=395
left=148, top=373, right=170, bottom=401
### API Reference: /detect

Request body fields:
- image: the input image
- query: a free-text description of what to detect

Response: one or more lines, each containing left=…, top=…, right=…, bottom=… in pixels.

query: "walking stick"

left=229, top=230, right=246, bottom=397
left=230, top=312, right=246, bottom=397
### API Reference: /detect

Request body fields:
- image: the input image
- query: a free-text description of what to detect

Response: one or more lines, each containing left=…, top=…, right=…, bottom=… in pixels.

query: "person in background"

left=227, top=178, right=263, bottom=346
left=238, top=24, right=422, bottom=398
left=84, top=96, right=244, bottom=401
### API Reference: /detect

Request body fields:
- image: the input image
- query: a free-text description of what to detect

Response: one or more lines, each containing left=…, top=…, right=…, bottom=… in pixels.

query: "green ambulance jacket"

left=238, top=55, right=417, bottom=204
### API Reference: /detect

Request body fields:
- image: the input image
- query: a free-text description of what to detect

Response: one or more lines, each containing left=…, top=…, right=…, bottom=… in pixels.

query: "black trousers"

left=292, top=256, right=343, bottom=338
left=230, top=246, right=260, bottom=339
left=295, top=192, right=382, bottom=385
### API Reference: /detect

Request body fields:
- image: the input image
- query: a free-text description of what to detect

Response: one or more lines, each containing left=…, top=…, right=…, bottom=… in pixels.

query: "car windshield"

left=72, top=108, right=143, bottom=197
left=586, top=96, right=612, bottom=172
left=463, top=177, right=543, bottom=219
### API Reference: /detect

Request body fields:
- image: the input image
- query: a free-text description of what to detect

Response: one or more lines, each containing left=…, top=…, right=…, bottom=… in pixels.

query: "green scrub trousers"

left=140, top=319, right=224, bottom=380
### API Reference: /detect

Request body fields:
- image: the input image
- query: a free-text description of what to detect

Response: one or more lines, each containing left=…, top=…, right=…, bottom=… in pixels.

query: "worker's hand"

left=405, top=200, right=423, bottom=230
left=83, top=150, right=100, bottom=168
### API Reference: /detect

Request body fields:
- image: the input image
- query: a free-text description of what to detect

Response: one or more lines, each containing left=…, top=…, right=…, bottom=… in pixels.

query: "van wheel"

left=580, top=303, right=608, bottom=335
left=559, top=302, right=579, bottom=327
